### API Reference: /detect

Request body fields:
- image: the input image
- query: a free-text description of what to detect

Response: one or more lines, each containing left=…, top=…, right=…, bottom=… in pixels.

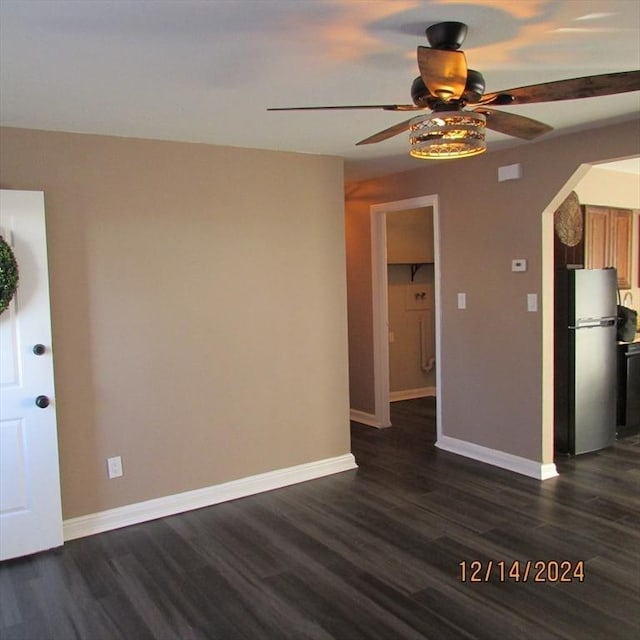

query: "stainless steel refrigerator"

left=554, top=267, right=617, bottom=455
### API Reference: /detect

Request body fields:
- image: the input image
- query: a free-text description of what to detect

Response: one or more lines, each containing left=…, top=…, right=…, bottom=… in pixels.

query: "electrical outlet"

left=107, top=456, right=123, bottom=479
left=512, top=258, right=527, bottom=272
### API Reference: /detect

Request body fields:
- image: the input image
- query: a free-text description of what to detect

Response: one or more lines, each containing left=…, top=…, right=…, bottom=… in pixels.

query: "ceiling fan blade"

left=481, top=70, right=640, bottom=105
left=474, top=108, right=553, bottom=140
left=267, top=104, right=419, bottom=112
left=356, top=117, right=417, bottom=146
left=417, top=46, right=467, bottom=101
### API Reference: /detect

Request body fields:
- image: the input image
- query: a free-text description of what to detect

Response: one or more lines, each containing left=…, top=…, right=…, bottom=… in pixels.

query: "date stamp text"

left=459, top=560, right=585, bottom=583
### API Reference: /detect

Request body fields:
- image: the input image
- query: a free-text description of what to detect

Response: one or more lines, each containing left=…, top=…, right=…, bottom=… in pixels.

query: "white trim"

left=436, top=435, right=559, bottom=480
left=370, top=203, right=392, bottom=428
left=350, top=408, right=388, bottom=429
left=63, top=454, right=358, bottom=541
left=370, top=195, right=441, bottom=432
left=389, top=386, right=437, bottom=402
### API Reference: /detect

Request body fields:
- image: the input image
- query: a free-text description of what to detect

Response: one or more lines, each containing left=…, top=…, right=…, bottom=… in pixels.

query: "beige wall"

left=346, top=119, right=640, bottom=463
left=388, top=264, right=435, bottom=394
left=0, top=127, right=351, bottom=519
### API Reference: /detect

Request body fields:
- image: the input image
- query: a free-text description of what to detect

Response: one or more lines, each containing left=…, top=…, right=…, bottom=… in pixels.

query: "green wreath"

left=0, top=236, right=19, bottom=315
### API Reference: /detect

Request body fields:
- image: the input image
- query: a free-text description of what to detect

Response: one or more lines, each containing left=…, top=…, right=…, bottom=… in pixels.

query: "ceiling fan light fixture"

left=409, top=111, right=487, bottom=159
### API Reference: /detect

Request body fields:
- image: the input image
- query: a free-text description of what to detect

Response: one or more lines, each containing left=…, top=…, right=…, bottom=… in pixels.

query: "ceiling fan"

left=268, top=22, right=640, bottom=159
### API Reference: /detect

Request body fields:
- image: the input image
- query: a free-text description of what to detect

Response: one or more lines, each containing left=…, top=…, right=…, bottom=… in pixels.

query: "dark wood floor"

left=1, top=397, right=639, bottom=639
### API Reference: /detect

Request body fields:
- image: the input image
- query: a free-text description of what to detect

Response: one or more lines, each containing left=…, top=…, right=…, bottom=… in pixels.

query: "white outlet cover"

left=512, top=259, right=527, bottom=272
left=107, top=456, right=123, bottom=479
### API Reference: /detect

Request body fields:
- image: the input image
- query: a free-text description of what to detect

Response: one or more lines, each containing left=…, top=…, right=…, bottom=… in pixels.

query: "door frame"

left=0, top=189, right=63, bottom=560
left=370, top=194, right=441, bottom=432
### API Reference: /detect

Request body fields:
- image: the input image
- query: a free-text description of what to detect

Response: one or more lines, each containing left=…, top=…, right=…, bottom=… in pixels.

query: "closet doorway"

left=370, top=194, right=442, bottom=434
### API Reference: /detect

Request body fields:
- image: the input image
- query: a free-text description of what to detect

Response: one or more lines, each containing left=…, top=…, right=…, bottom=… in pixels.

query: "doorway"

left=370, top=194, right=442, bottom=435
left=542, top=156, right=640, bottom=465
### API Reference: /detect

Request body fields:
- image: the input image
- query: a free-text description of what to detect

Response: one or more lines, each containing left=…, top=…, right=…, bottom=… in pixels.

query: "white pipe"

left=419, top=316, right=436, bottom=373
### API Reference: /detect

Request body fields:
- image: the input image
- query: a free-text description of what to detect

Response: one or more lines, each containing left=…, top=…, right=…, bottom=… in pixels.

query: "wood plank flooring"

left=1, top=397, right=639, bottom=639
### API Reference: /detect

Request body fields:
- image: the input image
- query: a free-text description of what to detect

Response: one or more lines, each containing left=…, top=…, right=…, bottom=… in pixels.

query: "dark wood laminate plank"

left=412, top=583, right=566, bottom=640
left=1, top=396, right=639, bottom=639
left=264, top=569, right=454, bottom=640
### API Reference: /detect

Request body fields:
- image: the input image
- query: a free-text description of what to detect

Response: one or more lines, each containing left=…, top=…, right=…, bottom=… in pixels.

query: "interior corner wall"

left=574, top=166, right=640, bottom=312
left=345, top=118, right=640, bottom=463
left=0, top=127, right=351, bottom=519
left=574, top=166, right=640, bottom=210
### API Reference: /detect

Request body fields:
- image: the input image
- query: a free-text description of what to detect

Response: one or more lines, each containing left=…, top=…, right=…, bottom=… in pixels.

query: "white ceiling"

left=1, top=0, right=639, bottom=181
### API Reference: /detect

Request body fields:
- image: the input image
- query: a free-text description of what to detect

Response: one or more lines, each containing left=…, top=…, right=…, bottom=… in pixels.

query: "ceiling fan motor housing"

left=411, top=69, right=486, bottom=107
left=462, top=69, right=485, bottom=102
left=425, top=21, right=468, bottom=50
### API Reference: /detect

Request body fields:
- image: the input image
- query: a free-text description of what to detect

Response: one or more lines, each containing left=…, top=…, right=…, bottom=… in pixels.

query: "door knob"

left=33, top=344, right=46, bottom=355
left=35, top=395, right=50, bottom=409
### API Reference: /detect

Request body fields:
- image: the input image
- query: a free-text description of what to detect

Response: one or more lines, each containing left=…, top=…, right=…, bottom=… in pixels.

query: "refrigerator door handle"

left=571, top=317, right=617, bottom=330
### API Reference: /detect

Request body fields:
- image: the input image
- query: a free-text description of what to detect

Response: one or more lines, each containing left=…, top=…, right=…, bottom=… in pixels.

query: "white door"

left=0, top=190, right=63, bottom=560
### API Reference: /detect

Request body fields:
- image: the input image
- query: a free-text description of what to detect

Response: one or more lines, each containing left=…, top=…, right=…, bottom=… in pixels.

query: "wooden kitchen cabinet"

left=584, top=205, right=632, bottom=289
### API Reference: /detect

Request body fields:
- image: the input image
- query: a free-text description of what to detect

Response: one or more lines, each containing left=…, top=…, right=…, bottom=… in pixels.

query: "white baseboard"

left=63, top=453, right=358, bottom=541
left=389, top=386, right=436, bottom=402
left=436, top=435, right=558, bottom=480
left=350, top=408, right=388, bottom=429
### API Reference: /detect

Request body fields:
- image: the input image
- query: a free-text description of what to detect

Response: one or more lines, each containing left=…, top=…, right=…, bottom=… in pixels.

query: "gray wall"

left=345, top=119, right=640, bottom=463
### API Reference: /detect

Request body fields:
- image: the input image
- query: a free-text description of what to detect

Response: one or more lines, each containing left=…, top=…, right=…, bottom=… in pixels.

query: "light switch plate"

left=457, top=293, right=466, bottom=309
left=527, top=293, right=538, bottom=312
